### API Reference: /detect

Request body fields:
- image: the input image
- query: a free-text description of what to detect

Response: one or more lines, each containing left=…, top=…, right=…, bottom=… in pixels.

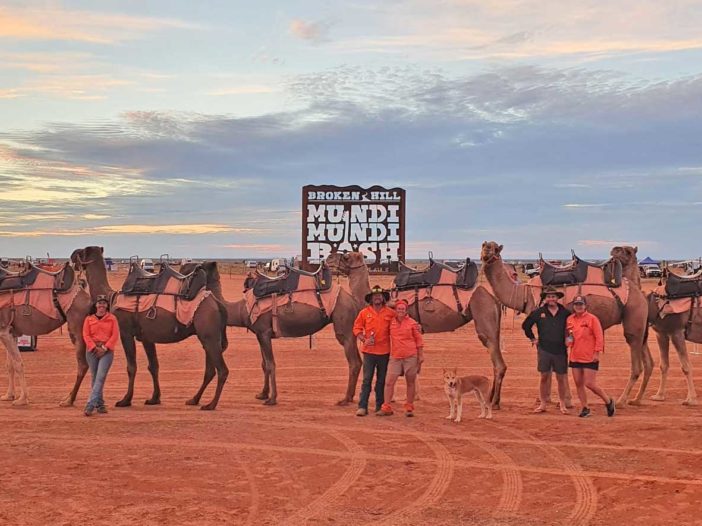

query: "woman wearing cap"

left=378, top=299, right=424, bottom=417
left=567, top=296, right=615, bottom=418
left=81, top=295, right=119, bottom=416
left=352, top=285, right=395, bottom=416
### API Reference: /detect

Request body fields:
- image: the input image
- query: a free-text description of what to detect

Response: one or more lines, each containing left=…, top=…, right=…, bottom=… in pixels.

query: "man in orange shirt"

left=567, top=296, right=615, bottom=418
left=378, top=299, right=424, bottom=417
left=352, top=285, right=395, bottom=416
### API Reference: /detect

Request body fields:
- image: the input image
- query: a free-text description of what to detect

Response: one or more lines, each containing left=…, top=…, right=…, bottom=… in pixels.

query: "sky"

left=1, top=0, right=702, bottom=260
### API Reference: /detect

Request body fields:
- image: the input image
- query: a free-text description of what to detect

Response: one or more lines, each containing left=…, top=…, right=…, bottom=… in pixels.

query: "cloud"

left=0, top=5, right=195, bottom=44
left=578, top=239, right=658, bottom=248
left=207, top=85, right=280, bottom=96
left=289, top=19, right=331, bottom=44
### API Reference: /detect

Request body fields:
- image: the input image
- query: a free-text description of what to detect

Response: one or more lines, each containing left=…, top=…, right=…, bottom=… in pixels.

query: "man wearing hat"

left=82, top=295, right=119, bottom=416
left=522, top=286, right=572, bottom=414
left=352, top=285, right=395, bottom=416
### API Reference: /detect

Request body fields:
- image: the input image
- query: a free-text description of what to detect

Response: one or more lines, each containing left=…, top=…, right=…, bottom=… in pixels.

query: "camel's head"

left=70, top=246, right=103, bottom=270
left=480, top=241, right=503, bottom=265
left=610, top=245, right=638, bottom=267
left=326, top=251, right=365, bottom=276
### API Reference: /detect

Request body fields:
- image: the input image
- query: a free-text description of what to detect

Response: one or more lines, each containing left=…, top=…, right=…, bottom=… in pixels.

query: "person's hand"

left=593, top=352, right=600, bottom=363
left=358, top=335, right=366, bottom=344
left=530, top=338, right=537, bottom=348
left=95, top=345, right=106, bottom=358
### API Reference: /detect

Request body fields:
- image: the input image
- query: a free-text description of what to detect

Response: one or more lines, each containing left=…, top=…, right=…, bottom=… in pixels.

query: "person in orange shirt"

left=352, top=285, right=395, bottom=416
left=566, top=296, right=615, bottom=418
left=82, top=295, right=120, bottom=416
left=378, top=299, right=424, bottom=417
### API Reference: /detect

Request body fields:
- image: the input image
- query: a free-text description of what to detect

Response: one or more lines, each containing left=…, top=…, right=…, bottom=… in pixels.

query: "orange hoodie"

left=82, top=312, right=120, bottom=352
left=566, top=311, right=604, bottom=363
left=389, top=315, right=424, bottom=359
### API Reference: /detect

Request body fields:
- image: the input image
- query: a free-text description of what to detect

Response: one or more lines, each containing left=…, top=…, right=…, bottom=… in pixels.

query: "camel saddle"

left=121, top=262, right=207, bottom=301
left=394, top=258, right=479, bottom=291
left=539, top=255, right=622, bottom=288
left=0, top=262, right=75, bottom=293
left=665, top=270, right=702, bottom=299
left=247, top=263, right=332, bottom=299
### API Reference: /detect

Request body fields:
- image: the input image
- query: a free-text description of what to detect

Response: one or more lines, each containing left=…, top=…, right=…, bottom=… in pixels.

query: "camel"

left=480, top=241, right=653, bottom=406
left=633, top=266, right=698, bottom=405
left=326, top=252, right=508, bottom=409
left=180, top=261, right=362, bottom=406
left=1, top=263, right=92, bottom=407
left=70, top=246, right=229, bottom=410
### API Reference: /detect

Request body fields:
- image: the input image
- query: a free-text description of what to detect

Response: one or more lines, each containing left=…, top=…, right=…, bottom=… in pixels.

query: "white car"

left=245, top=260, right=258, bottom=269
left=140, top=258, right=155, bottom=272
left=641, top=265, right=662, bottom=278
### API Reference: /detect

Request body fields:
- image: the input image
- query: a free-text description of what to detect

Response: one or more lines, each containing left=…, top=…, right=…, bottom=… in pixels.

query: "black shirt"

left=522, top=304, right=570, bottom=354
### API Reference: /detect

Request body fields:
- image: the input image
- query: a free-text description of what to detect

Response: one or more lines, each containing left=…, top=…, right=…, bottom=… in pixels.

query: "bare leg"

left=583, top=369, right=610, bottom=404
left=556, top=373, right=570, bottom=414
left=535, top=372, right=549, bottom=412
left=651, top=331, right=670, bottom=401
left=143, top=341, right=161, bottom=405
left=405, top=371, right=417, bottom=405
left=383, top=374, right=399, bottom=409
left=671, top=331, right=698, bottom=405
left=572, top=368, right=588, bottom=409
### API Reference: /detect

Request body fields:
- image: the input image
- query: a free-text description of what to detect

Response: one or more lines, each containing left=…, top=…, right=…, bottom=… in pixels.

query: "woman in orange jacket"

left=82, top=295, right=119, bottom=416
left=566, top=296, right=615, bottom=418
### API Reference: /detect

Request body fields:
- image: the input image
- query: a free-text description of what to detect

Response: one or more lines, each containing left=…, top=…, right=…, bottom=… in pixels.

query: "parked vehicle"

left=140, top=258, right=155, bottom=272
left=640, top=265, right=662, bottom=278
left=245, top=260, right=258, bottom=269
left=525, top=265, right=540, bottom=278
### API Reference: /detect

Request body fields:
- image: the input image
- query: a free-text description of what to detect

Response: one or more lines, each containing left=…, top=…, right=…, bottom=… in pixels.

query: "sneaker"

left=97, top=405, right=108, bottom=414
left=376, top=404, right=393, bottom=416
left=355, top=408, right=368, bottom=417
left=606, top=398, right=615, bottom=417
left=404, top=402, right=415, bottom=417
left=84, top=405, right=95, bottom=417
left=578, top=407, right=591, bottom=418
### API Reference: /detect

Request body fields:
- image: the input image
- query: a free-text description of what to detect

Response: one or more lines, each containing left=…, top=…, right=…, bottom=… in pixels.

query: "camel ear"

left=634, top=246, right=638, bottom=254
left=498, top=245, right=503, bottom=253
left=100, top=246, right=104, bottom=254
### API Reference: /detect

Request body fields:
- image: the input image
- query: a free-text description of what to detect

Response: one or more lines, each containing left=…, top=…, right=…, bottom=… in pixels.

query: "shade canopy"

left=639, top=257, right=659, bottom=265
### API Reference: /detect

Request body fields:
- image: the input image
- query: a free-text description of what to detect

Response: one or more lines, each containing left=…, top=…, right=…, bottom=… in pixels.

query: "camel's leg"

left=473, top=307, right=506, bottom=409
left=143, top=341, right=161, bottom=405
left=186, top=353, right=214, bottom=406
left=334, top=330, right=362, bottom=406
left=116, top=333, right=137, bottom=407
left=255, top=331, right=277, bottom=405
left=59, top=330, right=88, bottom=407
left=1, top=337, right=16, bottom=402
left=254, top=357, right=270, bottom=401
left=672, top=331, right=698, bottom=405
left=634, top=339, right=655, bottom=403
left=618, top=308, right=648, bottom=406
left=199, top=339, right=229, bottom=411
left=651, top=331, right=670, bottom=401
left=0, top=332, right=28, bottom=406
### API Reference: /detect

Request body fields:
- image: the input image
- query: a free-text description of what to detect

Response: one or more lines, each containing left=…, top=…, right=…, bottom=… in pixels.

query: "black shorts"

left=569, top=361, right=599, bottom=371
left=537, top=349, right=568, bottom=374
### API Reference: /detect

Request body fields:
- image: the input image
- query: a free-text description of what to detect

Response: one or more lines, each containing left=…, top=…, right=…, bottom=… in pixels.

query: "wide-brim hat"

left=540, top=286, right=564, bottom=299
left=365, top=285, right=390, bottom=303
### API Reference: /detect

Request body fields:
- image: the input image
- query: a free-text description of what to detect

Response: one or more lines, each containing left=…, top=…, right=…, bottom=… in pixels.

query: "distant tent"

left=639, top=257, right=659, bottom=265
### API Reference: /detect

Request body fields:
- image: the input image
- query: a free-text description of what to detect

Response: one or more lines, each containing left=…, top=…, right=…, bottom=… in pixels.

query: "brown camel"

left=1, top=265, right=92, bottom=407
left=326, top=252, right=507, bottom=409
left=71, top=246, right=229, bottom=410
left=180, top=261, right=362, bottom=406
left=633, top=266, right=698, bottom=405
left=481, top=241, right=653, bottom=406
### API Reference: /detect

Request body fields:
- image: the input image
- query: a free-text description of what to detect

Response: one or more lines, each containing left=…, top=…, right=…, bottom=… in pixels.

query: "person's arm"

left=352, top=311, right=366, bottom=342
left=104, top=315, right=120, bottom=352
left=82, top=317, right=96, bottom=352
left=521, top=309, right=539, bottom=343
left=412, top=321, right=424, bottom=361
left=591, top=315, right=605, bottom=355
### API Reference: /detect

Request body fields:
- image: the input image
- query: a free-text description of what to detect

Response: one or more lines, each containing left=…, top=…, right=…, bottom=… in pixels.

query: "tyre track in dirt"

left=373, top=424, right=455, bottom=526
left=238, top=460, right=261, bottom=526
left=283, top=430, right=366, bottom=525
left=493, top=422, right=598, bottom=526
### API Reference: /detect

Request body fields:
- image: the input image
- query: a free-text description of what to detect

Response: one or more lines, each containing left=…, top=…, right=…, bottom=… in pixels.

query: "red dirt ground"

left=2, top=273, right=702, bottom=525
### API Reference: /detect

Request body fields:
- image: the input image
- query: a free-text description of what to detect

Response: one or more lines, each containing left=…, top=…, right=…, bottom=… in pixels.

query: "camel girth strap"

left=315, top=289, right=329, bottom=324
left=451, top=285, right=466, bottom=317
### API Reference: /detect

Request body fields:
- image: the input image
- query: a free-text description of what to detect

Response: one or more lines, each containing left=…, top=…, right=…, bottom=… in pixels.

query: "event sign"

left=302, top=185, right=406, bottom=269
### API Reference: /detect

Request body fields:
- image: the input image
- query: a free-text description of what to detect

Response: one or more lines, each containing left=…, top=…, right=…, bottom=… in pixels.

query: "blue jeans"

left=358, top=353, right=389, bottom=411
left=86, top=351, right=114, bottom=408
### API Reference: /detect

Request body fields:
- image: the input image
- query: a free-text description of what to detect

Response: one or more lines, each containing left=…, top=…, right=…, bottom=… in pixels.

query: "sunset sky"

left=2, top=1, right=702, bottom=260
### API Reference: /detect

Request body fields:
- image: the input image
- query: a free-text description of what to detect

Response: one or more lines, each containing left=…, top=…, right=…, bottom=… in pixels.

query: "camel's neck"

left=206, top=277, right=249, bottom=328
left=483, top=258, right=534, bottom=313
left=621, top=261, right=642, bottom=288
left=347, top=265, right=371, bottom=306
left=84, top=261, right=114, bottom=300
